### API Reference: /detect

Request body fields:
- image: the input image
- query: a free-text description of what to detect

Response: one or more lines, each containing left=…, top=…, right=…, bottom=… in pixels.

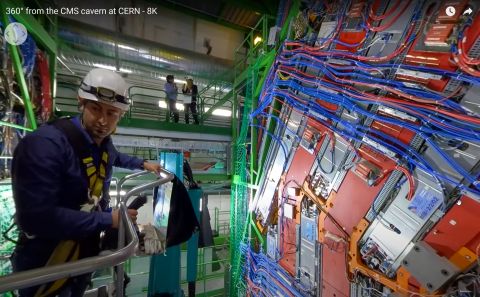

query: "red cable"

left=395, top=165, right=415, bottom=201
left=366, top=0, right=412, bottom=32
left=276, top=64, right=480, bottom=127
left=324, top=0, right=332, bottom=13
left=368, top=0, right=402, bottom=21
left=458, top=26, right=480, bottom=65
left=283, top=19, right=419, bottom=62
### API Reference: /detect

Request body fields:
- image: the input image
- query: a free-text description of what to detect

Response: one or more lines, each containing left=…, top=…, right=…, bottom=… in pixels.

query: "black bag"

left=153, top=175, right=200, bottom=248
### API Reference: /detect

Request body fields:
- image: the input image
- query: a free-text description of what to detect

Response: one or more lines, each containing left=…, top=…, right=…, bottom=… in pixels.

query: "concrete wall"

left=57, top=0, right=244, bottom=61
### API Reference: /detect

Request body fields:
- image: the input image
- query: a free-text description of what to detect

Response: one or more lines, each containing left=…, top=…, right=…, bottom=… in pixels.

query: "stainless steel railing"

left=115, top=168, right=174, bottom=297
left=0, top=169, right=175, bottom=295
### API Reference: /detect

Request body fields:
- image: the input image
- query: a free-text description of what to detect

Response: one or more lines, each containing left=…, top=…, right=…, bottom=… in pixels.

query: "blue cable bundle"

left=249, top=29, right=480, bottom=200
left=241, top=241, right=312, bottom=297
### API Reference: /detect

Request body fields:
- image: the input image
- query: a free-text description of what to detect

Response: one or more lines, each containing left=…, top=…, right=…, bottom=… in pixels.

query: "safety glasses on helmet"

left=80, top=82, right=130, bottom=105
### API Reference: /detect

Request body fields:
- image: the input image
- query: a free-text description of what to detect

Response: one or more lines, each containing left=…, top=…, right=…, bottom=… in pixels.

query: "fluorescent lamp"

left=199, top=198, right=202, bottom=212
left=94, top=64, right=116, bottom=71
left=157, top=75, right=186, bottom=84
left=254, top=36, right=262, bottom=45
left=212, top=109, right=231, bottom=117
left=93, top=63, right=132, bottom=73
left=109, top=190, right=126, bottom=196
left=118, top=44, right=138, bottom=51
left=204, top=107, right=231, bottom=117
left=158, top=101, right=183, bottom=110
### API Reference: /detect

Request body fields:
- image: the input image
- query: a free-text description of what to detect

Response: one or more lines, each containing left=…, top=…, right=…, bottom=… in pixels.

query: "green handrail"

left=127, top=85, right=234, bottom=125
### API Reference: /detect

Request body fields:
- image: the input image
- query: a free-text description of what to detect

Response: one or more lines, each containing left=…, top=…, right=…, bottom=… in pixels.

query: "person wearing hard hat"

left=11, top=68, right=163, bottom=297
left=182, top=76, right=199, bottom=125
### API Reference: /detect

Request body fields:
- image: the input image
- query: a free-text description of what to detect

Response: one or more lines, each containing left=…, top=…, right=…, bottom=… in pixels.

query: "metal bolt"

left=466, top=255, right=471, bottom=259
left=363, top=223, right=366, bottom=226
left=399, top=273, right=403, bottom=276
left=433, top=230, right=438, bottom=235
left=457, top=200, right=462, bottom=206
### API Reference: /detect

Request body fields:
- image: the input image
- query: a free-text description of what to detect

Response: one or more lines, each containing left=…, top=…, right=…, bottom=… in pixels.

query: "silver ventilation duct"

left=57, top=18, right=236, bottom=82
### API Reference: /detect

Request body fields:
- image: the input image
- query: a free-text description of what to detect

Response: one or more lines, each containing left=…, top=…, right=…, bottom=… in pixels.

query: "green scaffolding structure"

left=229, top=56, right=262, bottom=297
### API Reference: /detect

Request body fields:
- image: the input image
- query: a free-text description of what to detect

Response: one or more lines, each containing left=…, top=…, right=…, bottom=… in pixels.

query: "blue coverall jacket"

left=10, top=116, right=144, bottom=296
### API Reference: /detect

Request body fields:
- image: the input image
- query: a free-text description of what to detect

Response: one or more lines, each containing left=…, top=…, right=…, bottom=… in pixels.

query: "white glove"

left=143, top=225, right=167, bottom=255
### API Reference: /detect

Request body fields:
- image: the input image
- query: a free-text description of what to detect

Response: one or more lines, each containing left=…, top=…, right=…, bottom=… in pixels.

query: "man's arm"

left=12, top=135, right=113, bottom=239
left=113, top=151, right=144, bottom=170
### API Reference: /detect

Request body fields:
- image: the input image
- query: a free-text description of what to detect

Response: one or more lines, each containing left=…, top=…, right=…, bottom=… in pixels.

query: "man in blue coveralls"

left=11, top=68, right=162, bottom=297
left=164, top=74, right=179, bottom=123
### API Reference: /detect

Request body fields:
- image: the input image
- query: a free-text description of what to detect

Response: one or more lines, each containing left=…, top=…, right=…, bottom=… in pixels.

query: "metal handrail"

left=0, top=205, right=136, bottom=293
left=116, top=170, right=151, bottom=206
left=0, top=169, right=175, bottom=294
left=115, top=168, right=175, bottom=297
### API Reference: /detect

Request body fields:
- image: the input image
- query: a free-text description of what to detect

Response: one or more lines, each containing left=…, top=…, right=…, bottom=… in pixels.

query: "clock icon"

left=446, top=6, right=456, bottom=17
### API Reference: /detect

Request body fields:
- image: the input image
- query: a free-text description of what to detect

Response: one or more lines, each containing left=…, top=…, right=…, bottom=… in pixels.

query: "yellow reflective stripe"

left=86, top=166, right=96, bottom=177
left=102, top=152, right=108, bottom=163
left=91, top=162, right=107, bottom=198
left=83, top=156, right=94, bottom=164
left=35, top=241, right=80, bottom=297
left=34, top=149, right=110, bottom=297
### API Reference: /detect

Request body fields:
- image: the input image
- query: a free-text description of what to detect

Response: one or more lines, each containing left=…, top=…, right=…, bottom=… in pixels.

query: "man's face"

left=168, top=77, right=174, bottom=84
left=82, top=101, right=123, bottom=139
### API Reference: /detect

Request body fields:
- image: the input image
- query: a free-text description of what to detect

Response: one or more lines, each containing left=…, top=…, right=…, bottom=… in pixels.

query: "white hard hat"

left=185, top=76, right=193, bottom=80
left=78, top=68, right=130, bottom=111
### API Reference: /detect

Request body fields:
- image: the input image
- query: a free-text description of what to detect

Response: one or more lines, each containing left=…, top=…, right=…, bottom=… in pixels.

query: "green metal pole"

left=49, top=12, right=58, bottom=115
left=249, top=31, right=257, bottom=186
left=0, top=121, right=33, bottom=131
left=231, top=89, right=237, bottom=143
left=0, top=9, right=37, bottom=130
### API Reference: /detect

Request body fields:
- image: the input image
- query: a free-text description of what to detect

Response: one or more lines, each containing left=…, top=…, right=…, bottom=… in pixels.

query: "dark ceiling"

left=149, top=0, right=278, bottom=32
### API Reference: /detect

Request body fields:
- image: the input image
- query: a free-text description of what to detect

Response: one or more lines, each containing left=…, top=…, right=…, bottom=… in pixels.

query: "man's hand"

left=143, top=161, right=163, bottom=176
left=111, top=209, right=138, bottom=228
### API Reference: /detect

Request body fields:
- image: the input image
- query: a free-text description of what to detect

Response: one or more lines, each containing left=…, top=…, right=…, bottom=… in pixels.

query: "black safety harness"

left=33, top=118, right=109, bottom=297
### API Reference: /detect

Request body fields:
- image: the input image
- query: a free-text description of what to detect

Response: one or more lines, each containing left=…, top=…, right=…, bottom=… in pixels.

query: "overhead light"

left=157, top=101, right=184, bottom=111
left=157, top=76, right=186, bottom=84
left=199, top=198, right=202, bottom=212
left=213, top=109, right=231, bottom=117
left=254, top=36, right=262, bottom=45
left=118, top=44, right=138, bottom=51
left=93, top=63, right=132, bottom=73
left=204, top=107, right=231, bottom=117
left=109, top=190, right=126, bottom=196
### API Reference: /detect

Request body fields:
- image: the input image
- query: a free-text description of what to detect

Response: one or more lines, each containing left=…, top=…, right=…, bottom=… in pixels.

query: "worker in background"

left=182, top=76, right=199, bottom=125
left=164, top=74, right=179, bottom=123
left=11, top=68, right=163, bottom=297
